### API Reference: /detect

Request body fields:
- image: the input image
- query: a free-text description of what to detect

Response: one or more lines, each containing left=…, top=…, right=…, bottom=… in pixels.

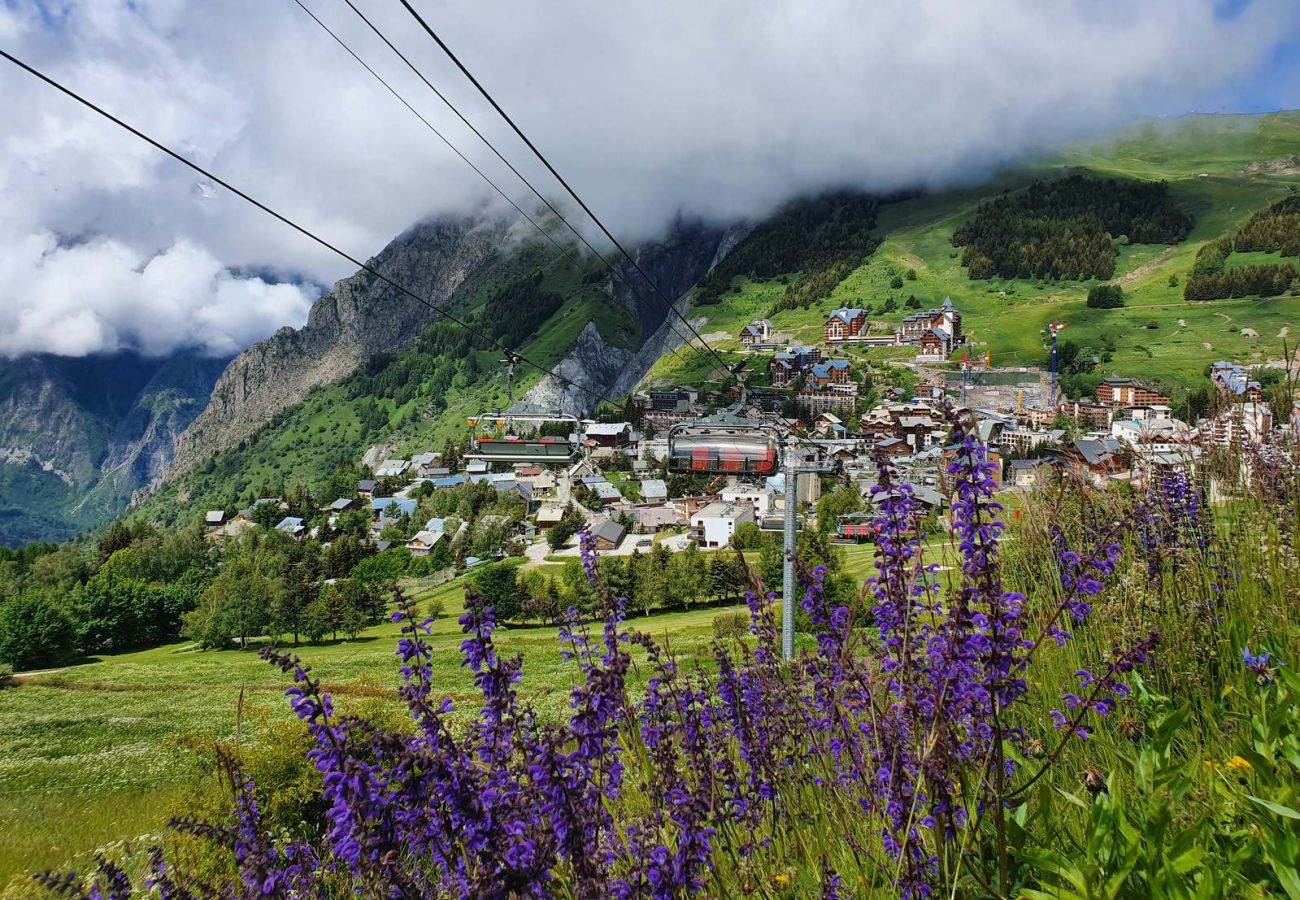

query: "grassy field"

left=0, top=543, right=875, bottom=891
left=648, top=113, right=1300, bottom=396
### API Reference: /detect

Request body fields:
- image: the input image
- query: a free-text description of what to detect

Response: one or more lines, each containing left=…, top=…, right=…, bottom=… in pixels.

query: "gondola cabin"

left=666, top=415, right=781, bottom=477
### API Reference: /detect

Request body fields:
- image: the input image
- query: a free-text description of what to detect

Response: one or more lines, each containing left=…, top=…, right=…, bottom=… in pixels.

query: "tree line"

left=953, top=175, right=1192, bottom=281
left=694, top=192, right=882, bottom=306
left=1184, top=233, right=1299, bottom=300
left=1234, top=193, right=1300, bottom=257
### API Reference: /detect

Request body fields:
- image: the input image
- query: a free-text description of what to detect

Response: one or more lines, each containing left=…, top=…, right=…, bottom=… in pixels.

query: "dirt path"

left=1119, top=246, right=1178, bottom=285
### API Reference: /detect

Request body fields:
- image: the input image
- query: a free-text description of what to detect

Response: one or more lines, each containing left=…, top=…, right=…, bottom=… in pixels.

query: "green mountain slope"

left=644, top=111, right=1300, bottom=393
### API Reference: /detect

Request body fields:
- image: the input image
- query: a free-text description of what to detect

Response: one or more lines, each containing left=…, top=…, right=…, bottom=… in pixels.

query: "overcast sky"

left=2, top=0, right=1298, bottom=359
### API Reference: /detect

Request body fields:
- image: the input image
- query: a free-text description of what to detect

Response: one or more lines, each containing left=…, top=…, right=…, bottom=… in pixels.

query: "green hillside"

left=645, top=112, right=1300, bottom=395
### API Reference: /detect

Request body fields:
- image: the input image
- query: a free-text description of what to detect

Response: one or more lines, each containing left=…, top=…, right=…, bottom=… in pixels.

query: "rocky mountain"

left=167, top=215, right=514, bottom=479
left=153, top=212, right=733, bottom=505
left=0, top=352, right=226, bottom=544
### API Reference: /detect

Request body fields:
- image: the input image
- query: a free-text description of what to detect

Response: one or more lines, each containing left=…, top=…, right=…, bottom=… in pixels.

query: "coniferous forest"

left=694, top=192, right=882, bottom=309
left=953, top=175, right=1192, bottom=280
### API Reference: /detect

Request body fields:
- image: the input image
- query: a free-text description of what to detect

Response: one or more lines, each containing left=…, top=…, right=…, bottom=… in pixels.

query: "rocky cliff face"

left=526, top=219, right=741, bottom=413
left=0, top=352, right=225, bottom=543
left=166, top=215, right=511, bottom=479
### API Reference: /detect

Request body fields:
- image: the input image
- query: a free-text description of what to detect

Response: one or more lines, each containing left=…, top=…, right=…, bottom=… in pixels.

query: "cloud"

left=1, top=0, right=1297, bottom=357
left=0, top=233, right=314, bottom=357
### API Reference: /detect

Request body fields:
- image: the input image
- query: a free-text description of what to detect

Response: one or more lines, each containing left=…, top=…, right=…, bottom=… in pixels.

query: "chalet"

left=874, top=436, right=911, bottom=459
left=357, top=480, right=377, bottom=500
left=592, top=482, right=625, bottom=504
left=1210, top=362, right=1264, bottom=402
left=374, top=458, right=410, bottom=479
left=591, top=518, right=626, bottom=551
left=1054, top=438, right=1127, bottom=486
left=815, top=412, right=846, bottom=437
left=739, top=319, right=774, bottom=347
left=432, top=474, right=468, bottom=489
left=204, top=514, right=257, bottom=544
left=916, top=328, right=953, bottom=359
left=639, top=479, right=668, bottom=503
left=824, top=308, right=869, bottom=343
left=370, top=497, right=417, bottom=519
left=535, top=504, right=568, bottom=529
left=898, top=298, right=962, bottom=344
left=326, top=498, right=359, bottom=513
left=690, top=501, right=754, bottom=549
left=584, top=422, right=633, bottom=448
left=1007, top=458, right=1052, bottom=489
left=204, top=510, right=227, bottom=530
left=768, top=345, right=821, bottom=386
left=466, top=460, right=490, bottom=476
left=807, top=359, right=852, bottom=388
left=405, top=530, right=445, bottom=557
left=275, top=516, right=306, bottom=539
left=634, top=505, right=679, bottom=532
left=942, top=444, right=1003, bottom=486
left=1095, top=377, right=1170, bottom=408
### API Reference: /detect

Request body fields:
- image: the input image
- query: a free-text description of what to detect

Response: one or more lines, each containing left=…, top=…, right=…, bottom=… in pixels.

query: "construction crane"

left=1041, top=321, right=1068, bottom=409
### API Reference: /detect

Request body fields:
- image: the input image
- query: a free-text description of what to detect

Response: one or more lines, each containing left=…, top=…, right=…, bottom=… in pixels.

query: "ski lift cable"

left=332, top=0, right=707, bottom=364
left=0, top=48, right=619, bottom=409
left=393, top=0, right=735, bottom=380
left=289, top=0, right=692, bottom=362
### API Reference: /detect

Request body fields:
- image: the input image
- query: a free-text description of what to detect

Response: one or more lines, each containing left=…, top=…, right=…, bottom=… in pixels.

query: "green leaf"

left=1248, top=795, right=1300, bottom=820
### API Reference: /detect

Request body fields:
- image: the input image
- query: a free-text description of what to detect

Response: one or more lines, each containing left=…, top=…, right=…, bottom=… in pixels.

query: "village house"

left=356, top=479, right=377, bottom=500
left=1007, top=458, right=1053, bottom=489
left=690, top=501, right=755, bottom=549
left=592, top=482, right=625, bottom=504
left=203, top=510, right=227, bottom=530
left=584, top=422, right=633, bottom=449
left=739, top=319, right=774, bottom=347
left=720, top=482, right=779, bottom=519
left=326, top=497, right=359, bottom=513
left=374, top=458, right=410, bottom=479
left=639, top=479, right=668, bottom=503
left=275, top=516, right=306, bottom=539
left=823, top=308, right=869, bottom=343
left=1210, top=362, right=1264, bottom=402
left=370, top=497, right=417, bottom=519
left=590, top=517, right=627, bottom=552
left=634, top=505, right=679, bottom=533
left=405, top=530, right=444, bottom=557
left=1052, top=438, right=1128, bottom=486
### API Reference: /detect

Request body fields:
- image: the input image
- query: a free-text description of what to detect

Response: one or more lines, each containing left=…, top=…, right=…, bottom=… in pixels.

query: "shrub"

left=0, top=594, right=77, bottom=671
left=1086, top=283, right=1125, bottom=309
left=712, top=611, right=749, bottom=641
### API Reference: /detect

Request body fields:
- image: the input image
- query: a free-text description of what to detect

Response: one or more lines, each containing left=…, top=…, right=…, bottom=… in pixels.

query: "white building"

left=690, top=501, right=755, bottom=549
left=720, top=483, right=778, bottom=519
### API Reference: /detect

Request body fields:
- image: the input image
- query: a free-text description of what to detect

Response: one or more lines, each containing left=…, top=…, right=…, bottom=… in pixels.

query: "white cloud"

left=0, top=233, right=314, bottom=357
left=0, top=0, right=1297, bottom=357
